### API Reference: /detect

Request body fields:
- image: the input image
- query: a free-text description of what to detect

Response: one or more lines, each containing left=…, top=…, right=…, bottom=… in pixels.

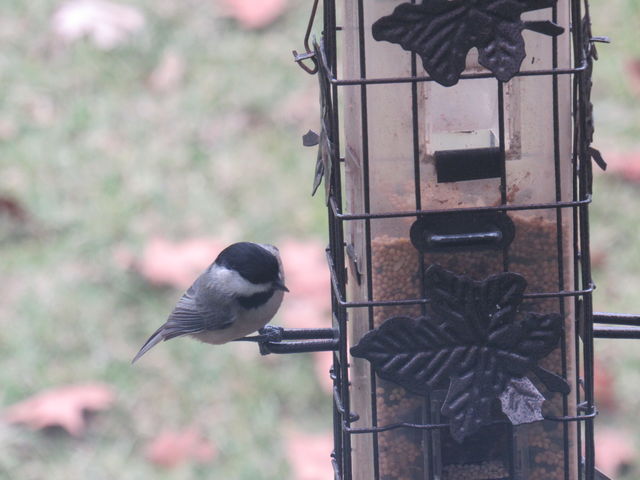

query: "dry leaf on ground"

left=590, top=249, right=607, bottom=270
left=120, top=237, right=331, bottom=296
left=285, top=429, right=334, bottom=480
left=144, top=427, right=217, bottom=468
left=595, top=427, right=636, bottom=478
left=3, top=383, right=115, bottom=436
left=52, top=0, right=145, bottom=50
left=115, top=237, right=224, bottom=289
left=279, top=239, right=330, bottom=313
left=594, top=359, right=616, bottom=411
left=600, top=151, right=640, bottom=183
left=0, top=195, right=29, bottom=223
left=625, top=58, right=640, bottom=97
left=220, top=0, right=288, bottom=30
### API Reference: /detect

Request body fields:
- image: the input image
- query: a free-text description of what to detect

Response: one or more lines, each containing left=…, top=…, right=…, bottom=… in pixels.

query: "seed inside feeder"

left=366, top=215, right=569, bottom=479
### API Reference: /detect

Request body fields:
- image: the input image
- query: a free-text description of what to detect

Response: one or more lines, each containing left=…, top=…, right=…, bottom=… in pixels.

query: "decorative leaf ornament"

left=310, top=40, right=334, bottom=200
left=499, top=377, right=545, bottom=424
left=351, top=265, right=569, bottom=442
left=578, top=2, right=608, bottom=177
left=372, top=0, right=565, bottom=86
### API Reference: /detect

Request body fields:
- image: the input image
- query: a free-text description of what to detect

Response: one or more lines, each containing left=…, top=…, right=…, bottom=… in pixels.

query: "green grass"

left=0, top=1, right=329, bottom=478
left=585, top=3, right=640, bottom=479
left=1, top=0, right=640, bottom=478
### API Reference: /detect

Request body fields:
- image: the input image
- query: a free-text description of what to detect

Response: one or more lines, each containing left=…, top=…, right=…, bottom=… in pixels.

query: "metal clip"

left=292, top=0, right=319, bottom=74
left=346, top=243, right=362, bottom=285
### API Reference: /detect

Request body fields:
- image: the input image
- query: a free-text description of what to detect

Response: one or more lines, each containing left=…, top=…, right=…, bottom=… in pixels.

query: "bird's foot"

left=258, top=325, right=284, bottom=343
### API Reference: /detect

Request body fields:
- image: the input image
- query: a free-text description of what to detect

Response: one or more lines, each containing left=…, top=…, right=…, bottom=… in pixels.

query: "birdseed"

left=366, top=215, right=570, bottom=479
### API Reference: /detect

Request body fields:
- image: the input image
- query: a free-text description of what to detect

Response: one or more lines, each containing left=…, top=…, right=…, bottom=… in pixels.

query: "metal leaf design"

left=351, top=265, right=569, bottom=442
left=577, top=3, right=608, bottom=178
left=372, top=0, right=564, bottom=86
left=311, top=40, right=334, bottom=200
left=499, top=377, right=545, bottom=425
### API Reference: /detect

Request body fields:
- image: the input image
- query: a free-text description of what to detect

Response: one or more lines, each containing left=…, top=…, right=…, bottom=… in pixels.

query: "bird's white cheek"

left=210, top=267, right=271, bottom=296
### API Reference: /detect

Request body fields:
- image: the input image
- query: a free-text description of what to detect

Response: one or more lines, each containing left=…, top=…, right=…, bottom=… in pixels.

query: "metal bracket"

left=302, top=129, right=320, bottom=147
left=346, top=243, right=362, bottom=285
left=292, top=0, right=319, bottom=74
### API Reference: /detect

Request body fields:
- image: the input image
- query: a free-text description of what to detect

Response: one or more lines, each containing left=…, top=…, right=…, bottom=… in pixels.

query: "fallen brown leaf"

left=220, top=0, right=288, bottom=30
left=52, top=0, right=145, bottom=50
left=145, top=427, right=217, bottom=468
left=3, top=383, right=116, bottom=436
left=0, top=194, right=29, bottom=223
left=285, top=429, right=334, bottom=480
left=595, top=427, right=636, bottom=478
left=279, top=239, right=330, bottom=313
left=601, top=151, right=640, bottom=183
left=122, top=237, right=332, bottom=296
left=281, top=299, right=329, bottom=332
left=594, top=359, right=616, bottom=411
left=625, top=58, right=640, bottom=97
left=273, top=86, right=319, bottom=126
left=590, top=249, right=608, bottom=270
left=117, top=237, right=225, bottom=289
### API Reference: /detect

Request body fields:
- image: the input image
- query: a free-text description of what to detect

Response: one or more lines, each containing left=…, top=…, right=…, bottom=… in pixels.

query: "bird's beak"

left=274, top=279, right=289, bottom=292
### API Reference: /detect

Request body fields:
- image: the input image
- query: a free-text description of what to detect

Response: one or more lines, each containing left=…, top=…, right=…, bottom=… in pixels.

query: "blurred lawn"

left=1, top=0, right=640, bottom=479
left=590, top=1, right=640, bottom=478
left=1, top=1, right=329, bottom=479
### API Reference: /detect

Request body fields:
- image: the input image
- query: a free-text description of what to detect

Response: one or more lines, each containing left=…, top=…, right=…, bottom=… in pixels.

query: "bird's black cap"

left=215, top=242, right=280, bottom=285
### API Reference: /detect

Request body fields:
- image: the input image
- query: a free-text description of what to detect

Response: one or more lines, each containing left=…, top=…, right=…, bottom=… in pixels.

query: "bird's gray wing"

left=161, top=280, right=236, bottom=340
left=132, top=273, right=238, bottom=363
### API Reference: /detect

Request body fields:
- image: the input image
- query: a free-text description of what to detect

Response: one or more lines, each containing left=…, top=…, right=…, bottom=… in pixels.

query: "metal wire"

left=329, top=194, right=592, bottom=221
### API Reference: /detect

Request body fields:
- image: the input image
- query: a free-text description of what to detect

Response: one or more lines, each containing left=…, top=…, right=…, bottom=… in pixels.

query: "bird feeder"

left=288, top=0, right=637, bottom=478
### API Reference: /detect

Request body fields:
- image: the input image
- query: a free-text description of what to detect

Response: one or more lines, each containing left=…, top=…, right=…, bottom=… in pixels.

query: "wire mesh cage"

left=298, top=0, right=609, bottom=478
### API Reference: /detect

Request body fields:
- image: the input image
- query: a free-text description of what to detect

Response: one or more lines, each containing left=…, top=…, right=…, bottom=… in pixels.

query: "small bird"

left=132, top=242, right=288, bottom=363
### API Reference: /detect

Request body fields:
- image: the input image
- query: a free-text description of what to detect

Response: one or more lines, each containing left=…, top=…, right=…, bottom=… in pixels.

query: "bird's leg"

left=231, top=325, right=284, bottom=354
left=232, top=325, right=284, bottom=343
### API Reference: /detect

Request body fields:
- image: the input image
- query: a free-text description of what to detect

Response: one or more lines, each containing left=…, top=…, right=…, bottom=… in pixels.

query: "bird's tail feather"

left=131, top=324, right=168, bottom=364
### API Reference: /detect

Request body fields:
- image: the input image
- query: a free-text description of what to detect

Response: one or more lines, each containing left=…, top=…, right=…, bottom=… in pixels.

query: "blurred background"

left=0, top=0, right=639, bottom=479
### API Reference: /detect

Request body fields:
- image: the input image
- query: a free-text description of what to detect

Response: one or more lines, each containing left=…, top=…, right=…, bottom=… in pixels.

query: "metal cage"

left=296, top=0, right=622, bottom=479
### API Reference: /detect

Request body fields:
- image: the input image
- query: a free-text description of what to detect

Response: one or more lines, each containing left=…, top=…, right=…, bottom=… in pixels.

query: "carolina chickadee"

left=132, top=242, right=288, bottom=363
